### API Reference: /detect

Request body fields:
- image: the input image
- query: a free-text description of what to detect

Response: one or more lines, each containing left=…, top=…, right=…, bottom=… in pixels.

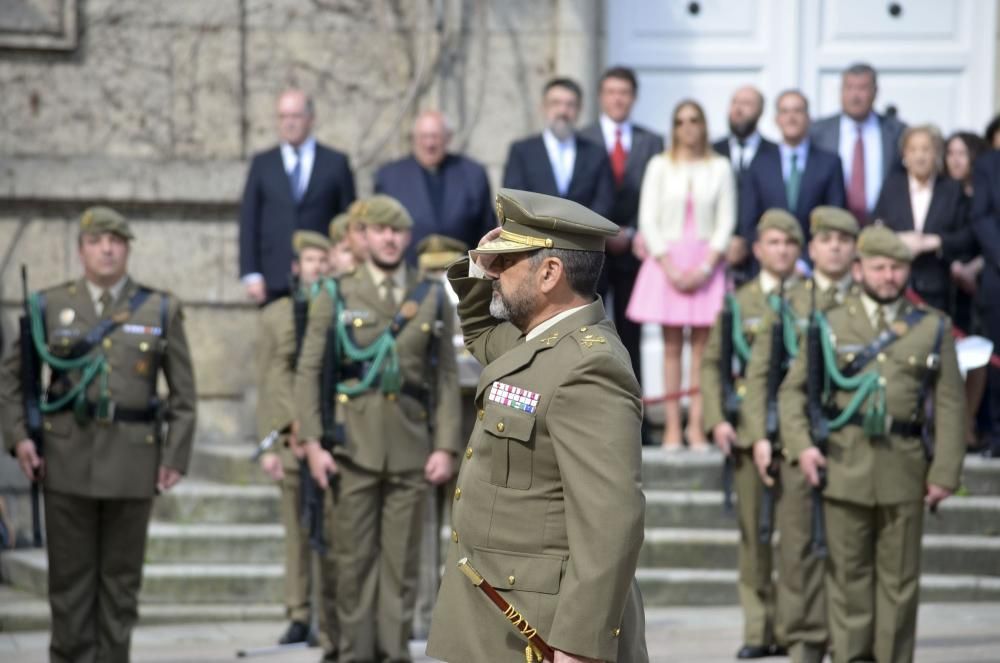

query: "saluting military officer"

left=295, top=195, right=462, bottom=663
left=701, top=209, right=802, bottom=659
left=256, top=230, right=333, bottom=646
left=741, top=206, right=859, bottom=663
left=779, top=225, right=966, bottom=663
left=0, top=207, right=197, bottom=662
left=427, top=189, right=648, bottom=663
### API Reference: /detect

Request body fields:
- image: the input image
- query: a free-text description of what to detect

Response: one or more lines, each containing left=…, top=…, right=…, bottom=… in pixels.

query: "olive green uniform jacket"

left=0, top=277, right=197, bottom=497
left=426, top=259, right=647, bottom=663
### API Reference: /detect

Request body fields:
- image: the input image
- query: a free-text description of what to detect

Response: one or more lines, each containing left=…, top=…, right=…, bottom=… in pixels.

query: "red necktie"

left=847, top=123, right=867, bottom=223
left=611, top=127, right=627, bottom=189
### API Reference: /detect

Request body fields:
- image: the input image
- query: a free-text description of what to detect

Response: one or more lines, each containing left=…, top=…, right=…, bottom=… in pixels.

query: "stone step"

left=152, top=480, right=280, bottom=524
left=0, top=585, right=283, bottom=632
left=635, top=568, right=1000, bottom=605
left=636, top=528, right=1000, bottom=576
left=190, top=443, right=271, bottom=486
left=2, top=550, right=284, bottom=604
left=145, top=522, right=284, bottom=563
left=640, top=450, right=1000, bottom=495
left=644, top=490, right=1000, bottom=536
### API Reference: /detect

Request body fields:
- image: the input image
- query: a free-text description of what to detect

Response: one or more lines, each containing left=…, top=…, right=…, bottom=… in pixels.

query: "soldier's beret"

left=328, top=213, right=352, bottom=243
left=857, top=224, right=913, bottom=263
left=756, top=208, right=803, bottom=245
left=292, top=230, right=330, bottom=254
left=810, top=206, right=859, bottom=238
left=473, top=188, right=619, bottom=256
left=417, top=234, right=468, bottom=271
left=347, top=195, right=413, bottom=230
left=79, top=206, right=134, bottom=241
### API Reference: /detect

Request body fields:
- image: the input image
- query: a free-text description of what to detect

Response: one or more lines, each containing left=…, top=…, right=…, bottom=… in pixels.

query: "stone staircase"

left=3, top=445, right=999, bottom=631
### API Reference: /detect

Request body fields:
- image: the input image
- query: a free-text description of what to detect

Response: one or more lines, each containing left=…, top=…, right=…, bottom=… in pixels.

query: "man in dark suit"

left=579, top=66, right=663, bottom=388
left=374, top=110, right=494, bottom=265
left=810, top=63, right=906, bottom=224
left=713, top=86, right=777, bottom=283
left=740, top=90, right=846, bottom=254
left=502, top=77, right=615, bottom=221
left=239, top=89, right=356, bottom=304
left=971, top=151, right=1000, bottom=457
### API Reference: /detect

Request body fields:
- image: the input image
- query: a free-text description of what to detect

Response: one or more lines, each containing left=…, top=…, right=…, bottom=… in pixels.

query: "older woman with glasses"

left=873, top=124, right=975, bottom=319
left=627, top=99, right=735, bottom=451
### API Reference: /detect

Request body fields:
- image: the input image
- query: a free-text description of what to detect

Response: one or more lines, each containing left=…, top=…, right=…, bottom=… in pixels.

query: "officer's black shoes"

left=279, top=620, right=310, bottom=644
left=736, top=643, right=787, bottom=658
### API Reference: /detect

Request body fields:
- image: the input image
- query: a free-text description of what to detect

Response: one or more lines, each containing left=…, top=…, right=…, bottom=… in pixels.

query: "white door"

left=606, top=0, right=996, bottom=400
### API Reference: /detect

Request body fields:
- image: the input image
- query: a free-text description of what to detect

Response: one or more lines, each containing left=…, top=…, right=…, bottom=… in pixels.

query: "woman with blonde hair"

left=628, top=99, right=735, bottom=451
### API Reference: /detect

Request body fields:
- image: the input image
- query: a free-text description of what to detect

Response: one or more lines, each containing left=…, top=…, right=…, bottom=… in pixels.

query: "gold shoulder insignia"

left=539, top=331, right=560, bottom=345
left=579, top=334, right=607, bottom=349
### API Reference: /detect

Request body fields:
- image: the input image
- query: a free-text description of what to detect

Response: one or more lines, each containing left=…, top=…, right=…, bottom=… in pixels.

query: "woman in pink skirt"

left=627, top=100, right=735, bottom=450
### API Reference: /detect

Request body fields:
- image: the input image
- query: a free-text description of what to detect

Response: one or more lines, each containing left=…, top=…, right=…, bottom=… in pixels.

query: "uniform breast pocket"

left=481, top=404, right=535, bottom=490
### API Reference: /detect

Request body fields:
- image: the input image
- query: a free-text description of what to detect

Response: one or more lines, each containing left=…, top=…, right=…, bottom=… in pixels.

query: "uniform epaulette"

left=570, top=325, right=611, bottom=351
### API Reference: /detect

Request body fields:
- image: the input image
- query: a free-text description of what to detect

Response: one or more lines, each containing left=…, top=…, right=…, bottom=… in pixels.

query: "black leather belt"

left=828, top=410, right=923, bottom=438
left=83, top=401, right=157, bottom=424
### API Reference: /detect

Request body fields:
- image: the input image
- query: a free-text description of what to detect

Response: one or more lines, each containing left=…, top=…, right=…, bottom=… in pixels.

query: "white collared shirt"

left=526, top=303, right=591, bottom=341
left=727, top=132, right=762, bottom=170
left=281, top=135, right=317, bottom=200
left=779, top=140, right=810, bottom=183
left=86, top=276, right=128, bottom=316
left=542, top=129, right=576, bottom=196
left=599, top=114, right=632, bottom=153
left=838, top=112, right=884, bottom=212
left=908, top=175, right=935, bottom=234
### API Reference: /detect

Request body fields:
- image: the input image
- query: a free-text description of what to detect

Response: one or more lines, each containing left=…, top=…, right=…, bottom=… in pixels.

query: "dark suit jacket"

left=501, top=133, right=615, bottom=219
left=374, top=154, right=494, bottom=263
left=738, top=142, right=846, bottom=243
left=973, top=152, right=1000, bottom=270
left=239, top=142, right=356, bottom=295
left=875, top=171, right=972, bottom=301
left=810, top=112, right=907, bottom=207
left=713, top=135, right=777, bottom=240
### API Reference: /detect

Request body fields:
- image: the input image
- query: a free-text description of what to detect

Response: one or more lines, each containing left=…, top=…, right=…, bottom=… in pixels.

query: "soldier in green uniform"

left=427, top=189, right=647, bottom=663
left=295, top=195, right=462, bottom=663
left=0, top=207, right=197, bottom=663
left=779, top=225, right=966, bottom=663
left=255, top=230, right=332, bottom=646
left=741, top=207, right=859, bottom=663
left=701, top=209, right=802, bottom=659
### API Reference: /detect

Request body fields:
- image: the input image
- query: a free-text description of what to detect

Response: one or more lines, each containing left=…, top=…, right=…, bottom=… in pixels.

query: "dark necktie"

left=875, top=306, right=889, bottom=334
left=289, top=147, right=302, bottom=202
left=786, top=152, right=801, bottom=212
left=847, top=123, right=867, bottom=222
left=99, top=290, right=113, bottom=320
left=381, top=277, right=397, bottom=309
left=610, top=127, right=627, bottom=189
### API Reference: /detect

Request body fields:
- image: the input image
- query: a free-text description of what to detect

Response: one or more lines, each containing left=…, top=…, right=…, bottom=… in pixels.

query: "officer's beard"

left=490, top=279, right=536, bottom=331
left=729, top=117, right=758, bottom=140
left=861, top=280, right=904, bottom=305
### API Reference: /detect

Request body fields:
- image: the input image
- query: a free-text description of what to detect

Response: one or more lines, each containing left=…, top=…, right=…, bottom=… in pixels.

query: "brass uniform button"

left=420, top=322, right=431, bottom=333
left=465, top=447, right=473, bottom=459
left=451, top=530, right=459, bottom=543
left=103, top=338, right=112, bottom=349
left=353, top=318, right=363, bottom=328
left=478, top=409, right=484, bottom=421
left=579, top=327, right=587, bottom=332
left=145, top=435, right=155, bottom=444
left=877, top=352, right=887, bottom=363
left=139, top=341, right=149, bottom=352
left=878, top=376, right=887, bottom=386
left=846, top=353, right=855, bottom=362
left=507, top=575, right=516, bottom=586
left=338, top=394, right=350, bottom=404
left=496, top=422, right=505, bottom=433
left=454, top=488, right=461, bottom=501
left=44, top=421, right=52, bottom=432
left=908, top=355, right=917, bottom=366
left=612, top=627, right=621, bottom=637
left=737, top=384, right=747, bottom=397
left=386, top=393, right=397, bottom=401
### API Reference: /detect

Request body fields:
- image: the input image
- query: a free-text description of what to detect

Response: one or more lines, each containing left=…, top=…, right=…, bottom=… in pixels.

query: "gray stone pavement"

left=2, top=604, right=999, bottom=662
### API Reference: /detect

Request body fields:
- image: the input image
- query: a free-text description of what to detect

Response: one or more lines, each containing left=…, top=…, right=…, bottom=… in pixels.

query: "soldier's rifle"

left=719, top=296, right=739, bottom=515
left=806, top=282, right=829, bottom=558
left=758, top=279, right=785, bottom=545
left=19, top=266, right=44, bottom=547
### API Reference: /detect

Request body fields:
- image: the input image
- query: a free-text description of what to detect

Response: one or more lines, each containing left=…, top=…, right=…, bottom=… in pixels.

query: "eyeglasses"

left=674, top=116, right=702, bottom=127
